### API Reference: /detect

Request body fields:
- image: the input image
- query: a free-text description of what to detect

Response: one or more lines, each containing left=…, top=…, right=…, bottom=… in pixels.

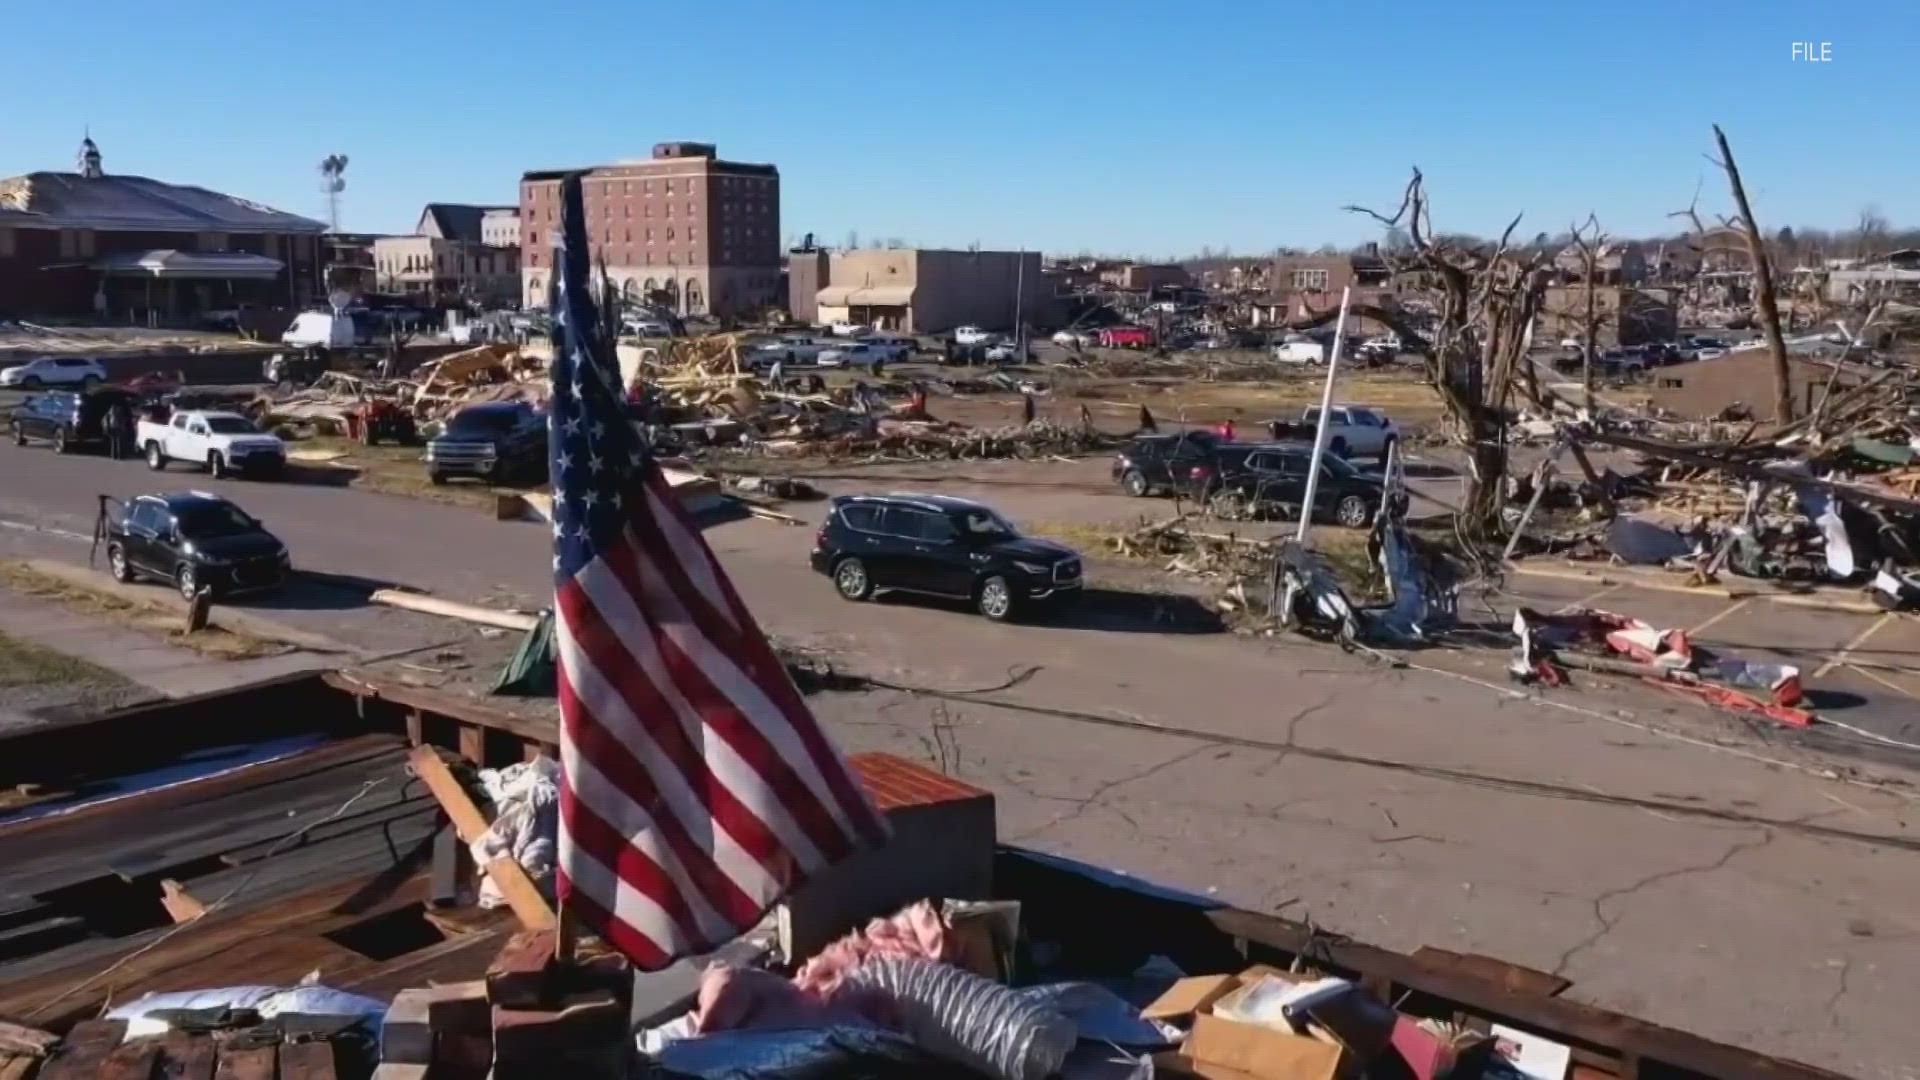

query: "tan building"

left=797, top=248, right=1051, bottom=334
left=372, top=234, right=519, bottom=303
left=1645, top=350, right=1862, bottom=420
left=519, top=142, right=781, bottom=318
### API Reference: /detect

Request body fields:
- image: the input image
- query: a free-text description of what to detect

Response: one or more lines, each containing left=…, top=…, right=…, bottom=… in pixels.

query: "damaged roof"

left=416, top=203, right=513, bottom=242
left=0, top=172, right=326, bottom=234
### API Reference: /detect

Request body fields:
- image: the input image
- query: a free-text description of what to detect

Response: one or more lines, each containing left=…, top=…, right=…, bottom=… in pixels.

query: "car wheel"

left=1378, top=436, right=1397, bottom=466
left=1335, top=494, right=1371, bottom=528
left=108, top=543, right=134, bottom=583
left=9, top=423, right=23, bottom=446
left=146, top=442, right=167, bottom=470
left=833, top=557, right=873, bottom=601
left=51, top=427, right=69, bottom=454
left=176, top=562, right=202, bottom=602
left=1329, top=437, right=1349, bottom=458
left=80, top=375, right=100, bottom=388
left=19, top=375, right=39, bottom=388
left=1121, top=469, right=1149, bottom=497
left=977, top=575, right=1019, bottom=622
left=429, top=471, right=449, bottom=486
left=209, top=451, right=228, bottom=479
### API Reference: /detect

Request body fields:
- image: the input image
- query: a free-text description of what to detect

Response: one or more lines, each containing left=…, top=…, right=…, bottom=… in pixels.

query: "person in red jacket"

left=1215, top=416, right=1236, bottom=442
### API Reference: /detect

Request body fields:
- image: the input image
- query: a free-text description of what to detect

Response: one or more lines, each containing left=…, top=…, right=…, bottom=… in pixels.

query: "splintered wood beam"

left=160, top=879, right=206, bottom=924
left=406, top=747, right=555, bottom=932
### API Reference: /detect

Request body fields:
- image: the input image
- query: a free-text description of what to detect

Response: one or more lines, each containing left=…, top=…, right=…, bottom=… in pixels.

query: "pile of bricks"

left=375, top=929, right=627, bottom=1080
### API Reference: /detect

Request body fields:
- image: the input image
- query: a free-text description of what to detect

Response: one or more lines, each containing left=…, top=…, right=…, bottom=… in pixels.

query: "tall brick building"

left=518, top=142, right=780, bottom=318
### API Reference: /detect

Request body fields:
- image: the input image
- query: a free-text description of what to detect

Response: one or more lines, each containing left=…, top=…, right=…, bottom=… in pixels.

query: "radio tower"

left=318, top=155, right=348, bottom=232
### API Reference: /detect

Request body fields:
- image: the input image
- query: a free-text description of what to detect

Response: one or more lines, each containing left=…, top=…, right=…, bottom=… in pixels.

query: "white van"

left=1271, top=338, right=1328, bottom=364
left=281, top=312, right=361, bottom=349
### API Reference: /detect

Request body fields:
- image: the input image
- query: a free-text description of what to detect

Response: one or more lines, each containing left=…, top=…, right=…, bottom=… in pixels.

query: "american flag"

left=544, top=174, right=888, bottom=969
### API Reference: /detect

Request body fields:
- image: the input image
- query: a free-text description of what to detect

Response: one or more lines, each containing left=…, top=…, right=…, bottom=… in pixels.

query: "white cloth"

left=469, top=756, right=561, bottom=908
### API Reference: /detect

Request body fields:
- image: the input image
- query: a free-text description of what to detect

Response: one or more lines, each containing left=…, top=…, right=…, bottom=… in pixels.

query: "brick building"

left=1645, top=350, right=1863, bottom=420
left=0, top=137, right=326, bottom=324
left=518, top=142, right=780, bottom=318
left=1099, top=262, right=1189, bottom=292
left=1541, top=285, right=1678, bottom=348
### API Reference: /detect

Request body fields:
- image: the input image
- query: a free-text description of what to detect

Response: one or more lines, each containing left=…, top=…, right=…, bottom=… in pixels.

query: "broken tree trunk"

left=1712, top=124, right=1793, bottom=422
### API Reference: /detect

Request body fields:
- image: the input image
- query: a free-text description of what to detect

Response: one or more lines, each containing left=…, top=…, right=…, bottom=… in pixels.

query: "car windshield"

left=175, top=504, right=257, bottom=539
left=203, top=416, right=258, bottom=434
left=957, top=509, right=1018, bottom=540
left=1322, top=455, right=1359, bottom=478
left=1346, top=408, right=1383, bottom=427
left=448, top=409, right=517, bottom=434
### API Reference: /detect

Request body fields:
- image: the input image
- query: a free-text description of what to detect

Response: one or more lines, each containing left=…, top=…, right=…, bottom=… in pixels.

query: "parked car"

left=8, top=388, right=140, bottom=453
left=1271, top=339, right=1328, bottom=364
left=426, top=401, right=546, bottom=485
left=752, top=335, right=833, bottom=365
left=1111, top=430, right=1223, bottom=498
left=0, top=356, right=108, bottom=389
left=1099, top=326, right=1153, bottom=349
left=1600, top=348, right=1649, bottom=374
left=1276, top=406, right=1399, bottom=462
left=263, top=349, right=331, bottom=387
left=818, top=339, right=910, bottom=367
left=1051, top=328, right=1098, bottom=348
left=828, top=320, right=871, bottom=338
left=621, top=317, right=674, bottom=338
left=103, top=490, right=289, bottom=601
left=985, top=341, right=1033, bottom=363
left=953, top=326, right=995, bottom=347
left=139, top=410, right=286, bottom=478
left=808, top=493, right=1082, bottom=622
left=1207, top=444, right=1383, bottom=527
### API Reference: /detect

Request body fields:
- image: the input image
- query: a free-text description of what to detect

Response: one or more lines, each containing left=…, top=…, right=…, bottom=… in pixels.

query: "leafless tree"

left=1559, top=214, right=1607, bottom=418
left=1290, top=171, right=1551, bottom=543
left=1710, top=124, right=1793, bottom=422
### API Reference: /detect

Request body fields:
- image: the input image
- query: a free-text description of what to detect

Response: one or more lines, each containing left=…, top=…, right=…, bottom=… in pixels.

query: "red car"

left=1099, top=326, right=1153, bottom=349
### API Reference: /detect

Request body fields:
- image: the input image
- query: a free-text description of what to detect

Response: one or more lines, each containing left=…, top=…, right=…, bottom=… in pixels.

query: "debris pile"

left=260, top=343, right=548, bottom=436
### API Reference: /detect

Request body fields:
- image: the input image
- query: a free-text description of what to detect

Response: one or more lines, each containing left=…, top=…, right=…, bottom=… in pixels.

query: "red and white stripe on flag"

left=552, top=467, right=889, bottom=969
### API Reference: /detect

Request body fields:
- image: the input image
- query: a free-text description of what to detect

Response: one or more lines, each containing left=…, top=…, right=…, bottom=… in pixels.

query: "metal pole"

left=1013, top=249, right=1026, bottom=355
left=1293, top=287, right=1352, bottom=543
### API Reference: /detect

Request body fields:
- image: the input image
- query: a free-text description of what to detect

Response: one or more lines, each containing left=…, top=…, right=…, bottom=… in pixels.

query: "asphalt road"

left=2, top=440, right=1919, bottom=1076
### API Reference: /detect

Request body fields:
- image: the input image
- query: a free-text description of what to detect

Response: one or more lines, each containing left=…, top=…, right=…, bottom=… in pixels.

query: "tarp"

left=491, top=609, right=557, bottom=697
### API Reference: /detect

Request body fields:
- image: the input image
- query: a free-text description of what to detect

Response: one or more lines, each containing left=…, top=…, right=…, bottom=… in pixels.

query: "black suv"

left=1111, top=430, right=1221, bottom=497
left=104, top=491, right=289, bottom=600
left=426, top=402, right=546, bottom=484
left=809, top=494, right=1082, bottom=621
left=1208, top=444, right=1383, bottom=527
left=8, top=389, right=139, bottom=453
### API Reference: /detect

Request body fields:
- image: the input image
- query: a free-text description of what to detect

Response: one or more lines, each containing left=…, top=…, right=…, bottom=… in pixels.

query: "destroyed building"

left=518, top=142, right=782, bottom=317
left=1098, top=262, right=1190, bottom=292
left=1540, top=284, right=1679, bottom=347
left=0, top=136, right=328, bottom=323
left=1642, top=349, right=1870, bottom=419
left=1247, top=251, right=1403, bottom=337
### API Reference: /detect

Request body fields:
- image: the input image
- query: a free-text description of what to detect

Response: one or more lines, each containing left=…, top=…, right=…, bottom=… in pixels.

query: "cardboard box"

left=1186, top=1014, right=1345, bottom=1080
left=1143, top=974, right=1243, bottom=1022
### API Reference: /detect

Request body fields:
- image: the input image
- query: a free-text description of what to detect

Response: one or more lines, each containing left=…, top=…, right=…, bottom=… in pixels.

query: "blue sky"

left=5, top=0, right=1914, bottom=255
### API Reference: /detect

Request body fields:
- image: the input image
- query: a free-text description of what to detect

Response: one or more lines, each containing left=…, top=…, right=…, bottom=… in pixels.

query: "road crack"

left=1550, top=827, right=1776, bottom=977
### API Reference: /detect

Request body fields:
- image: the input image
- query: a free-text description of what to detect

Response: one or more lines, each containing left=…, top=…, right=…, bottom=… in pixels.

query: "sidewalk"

left=0, top=589, right=332, bottom=705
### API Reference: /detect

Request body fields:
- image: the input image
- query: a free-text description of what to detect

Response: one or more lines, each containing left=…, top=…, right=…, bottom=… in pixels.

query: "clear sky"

left=5, top=0, right=1913, bottom=256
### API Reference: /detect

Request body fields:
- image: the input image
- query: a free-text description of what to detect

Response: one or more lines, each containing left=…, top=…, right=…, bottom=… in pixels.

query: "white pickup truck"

left=139, top=410, right=287, bottom=479
left=1267, top=405, right=1400, bottom=463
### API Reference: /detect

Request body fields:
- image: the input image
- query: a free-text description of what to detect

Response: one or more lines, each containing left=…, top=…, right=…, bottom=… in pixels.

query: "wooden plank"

left=369, top=590, right=538, bottom=632
left=0, top=1054, right=40, bottom=1080
left=276, top=1040, right=339, bottom=1080
left=1211, top=908, right=1840, bottom=1080
left=157, top=1031, right=216, bottom=1080
left=1412, top=946, right=1572, bottom=999
left=0, top=1023, right=57, bottom=1058
left=97, top=1038, right=160, bottom=1080
left=211, top=1045, right=276, bottom=1080
left=406, top=748, right=554, bottom=932
left=457, top=724, right=485, bottom=766
left=35, top=1020, right=126, bottom=1080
